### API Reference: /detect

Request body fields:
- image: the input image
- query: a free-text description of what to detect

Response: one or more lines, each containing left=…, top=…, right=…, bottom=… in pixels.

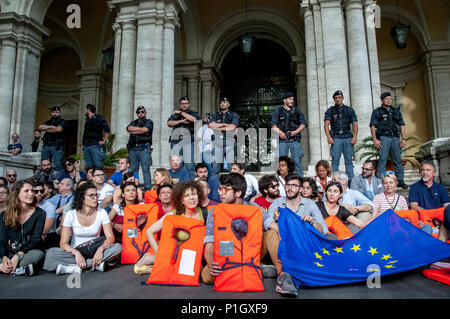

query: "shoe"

left=276, top=273, right=298, bottom=297
left=105, top=255, right=120, bottom=267
left=56, top=264, right=82, bottom=275
left=398, top=180, right=409, bottom=189
left=261, top=264, right=277, bottom=278
left=95, top=262, right=106, bottom=272
left=11, top=264, right=34, bottom=277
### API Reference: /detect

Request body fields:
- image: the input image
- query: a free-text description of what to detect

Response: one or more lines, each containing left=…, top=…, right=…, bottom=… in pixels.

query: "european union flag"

left=278, top=207, right=450, bottom=287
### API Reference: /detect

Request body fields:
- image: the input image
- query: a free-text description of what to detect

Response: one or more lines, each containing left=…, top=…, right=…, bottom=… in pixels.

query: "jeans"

left=41, top=145, right=64, bottom=174
left=330, top=137, right=354, bottom=180
left=171, top=139, right=195, bottom=179
left=83, top=144, right=105, bottom=168
left=130, top=147, right=153, bottom=190
left=279, top=140, right=304, bottom=177
left=376, top=136, right=403, bottom=181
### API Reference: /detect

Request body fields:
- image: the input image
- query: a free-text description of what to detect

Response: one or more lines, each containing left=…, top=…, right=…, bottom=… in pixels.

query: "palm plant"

left=102, top=133, right=128, bottom=167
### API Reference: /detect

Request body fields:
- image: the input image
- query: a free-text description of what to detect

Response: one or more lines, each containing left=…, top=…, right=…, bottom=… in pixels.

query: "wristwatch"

left=15, top=253, right=23, bottom=261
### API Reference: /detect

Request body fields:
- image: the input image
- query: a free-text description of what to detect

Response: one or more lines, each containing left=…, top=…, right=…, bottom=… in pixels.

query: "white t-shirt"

left=63, top=209, right=110, bottom=248
left=244, top=173, right=259, bottom=199
left=196, top=124, right=214, bottom=152
left=112, top=202, right=145, bottom=217
left=97, top=183, right=115, bottom=206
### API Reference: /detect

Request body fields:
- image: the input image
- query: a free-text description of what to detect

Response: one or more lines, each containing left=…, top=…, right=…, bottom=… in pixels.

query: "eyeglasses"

left=7, top=174, right=16, bottom=177
left=285, top=183, right=301, bottom=189
left=383, top=171, right=396, bottom=177
left=361, top=167, right=374, bottom=171
left=218, top=185, right=234, bottom=194
left=86, top=193, right=99, bottom=199
left=0, top=192, right=8, bottom=195
left=268, top=183, right=279, bottom=190
left=93, top=173, right=104, bottom=178
left=33, top=189, right=45, bottom=194
left=65, top=163, right=73, bottom=167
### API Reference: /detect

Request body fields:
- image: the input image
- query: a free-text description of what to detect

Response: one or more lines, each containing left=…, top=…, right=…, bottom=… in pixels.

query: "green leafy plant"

left=102, top=133, right=128, bottom=167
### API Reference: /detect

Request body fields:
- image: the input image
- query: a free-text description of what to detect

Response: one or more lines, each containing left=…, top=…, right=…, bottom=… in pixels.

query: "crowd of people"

left=1, top=91, right=449, bottom=298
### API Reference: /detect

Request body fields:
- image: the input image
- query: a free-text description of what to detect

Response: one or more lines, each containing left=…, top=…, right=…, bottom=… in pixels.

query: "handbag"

left=74, top=236, right=106, bottom=259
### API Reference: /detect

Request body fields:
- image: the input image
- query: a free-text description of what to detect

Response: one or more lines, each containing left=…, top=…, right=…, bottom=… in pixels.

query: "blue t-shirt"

left=109, top=171, right=139, bottom=186
left=57, top=171, right=87, bottom=183
left=169, top=168, right=190, bottom=184
left=409, top=180, right=450, bottom=210
left=7, top=143, right=22, bottom=154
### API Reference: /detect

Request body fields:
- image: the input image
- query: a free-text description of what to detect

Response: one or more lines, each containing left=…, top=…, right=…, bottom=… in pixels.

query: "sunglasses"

left=136, top=110, right=146, bottom=114
left=33, top=189, right=45, bottom=194
left=361, top=167, right=374, bottom=171
left=7, top=174, right=16, bottom=177
left=86, top=193, right=99, bottom=199
left=383, top=171, right=396, bottom=177
left=268, top=183, right=279, bottom=189
left=327, top=181, right=342, bottom=187
left=65, top=163, right=73, bottom=167
left=218, top=185, right=234, bottom=194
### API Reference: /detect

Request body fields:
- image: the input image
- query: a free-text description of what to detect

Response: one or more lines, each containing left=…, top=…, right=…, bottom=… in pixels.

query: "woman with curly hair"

left=276, top=156, right=295, bottom=197
left=134, top=180, right=205, bottom=275
left=43, top=181, right=122, bottom=275
left=301, top=177, right=319, bottom=202
left=0, top=180, right=46, bottom=276
left=314, top=159, right=332, bottom=200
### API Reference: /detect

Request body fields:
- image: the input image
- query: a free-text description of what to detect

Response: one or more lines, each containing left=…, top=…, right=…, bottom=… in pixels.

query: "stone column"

left=200, top=67, right=213, bottom=116
left=110, top=22, right=122, bottom=148
left=344, top=0, right=373, bottom=142
left=293, top=55, right=309, bottom=171
left=186, top=73, right=200, bottom=112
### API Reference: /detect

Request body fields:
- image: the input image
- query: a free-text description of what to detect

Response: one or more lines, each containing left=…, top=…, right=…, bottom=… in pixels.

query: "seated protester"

left=230, top=162, right=259, bottom=202
left=47, top=178, right=74, bottom=233
left=0, top=180, right=46, bottom=276
left=113, top=172, right=143, bottom=205
left=32, top=182, right=57, bottom=248
left=155, top=183, right=175, bottom=219
left=313, top=160, right=332, bottom=200
left=0, top=177, right=8, bottom=187
left=92, top=167, right=114, bottom=212
left=253, top=174, right=281, bottom=211
left=0, top=185, right=9, bottom=212
left=409, top=161, right=450, bottom=211
left=263, top=173, right=328, bottom=297
left=316, top=181, right=367, bottom=239
left=329, top=171, right=374, bottom=222
left=107, top=157, right=138, bottom=187
left=43, top=182, right=122, bottom=274
left=33, top=159, right=60, bottom=184
left=168, top=155, right=190, bottom=184
left=194, top=163, right=220, bottom=203
left=43, top=181, right=55, bottom=200
left=57, top=179, right=89, bottom=234
left=85, top=166, right=95, bottom=181
left=301, top=177, right=319, bottom=202
left=134, top=180, right=206, bottom=275
left=153, top=168, right=173, bottom=190
left=438, top=206, right=450, bottom=242
left=110, top=182, right=142, bottom=243
left=57, top=158, right=87, bottom=184
left=350, top=159, right=384, bottom=200
left=276, top=156, right=295, bottom=197
left=195, top=177, right=218, bottom=206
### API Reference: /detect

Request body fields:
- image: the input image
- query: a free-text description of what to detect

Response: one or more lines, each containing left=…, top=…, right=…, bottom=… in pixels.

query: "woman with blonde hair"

left=314, top=160, right=332, bottom=199
left=153, top=168, right=172, bottom=189
left=0, top=180, right=46, bottom=276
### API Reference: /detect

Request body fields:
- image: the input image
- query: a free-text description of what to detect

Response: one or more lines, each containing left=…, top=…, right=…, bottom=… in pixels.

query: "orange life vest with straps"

left=324, top=216, right=353, bottom=240
left=121, top=204, right=159, bottom=264
left=146, top=215, right=206, bottom=286
left=213, top=203, right=264, bottom=292
left=418, top=207, right=445, bottom=238
left=144, top=190, right=158, bottom=204
left=394, top=210, right=421, bottom=227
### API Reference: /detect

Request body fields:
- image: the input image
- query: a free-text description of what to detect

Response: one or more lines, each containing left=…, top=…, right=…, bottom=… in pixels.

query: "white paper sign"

left=178, top=249, right=196, bottom=276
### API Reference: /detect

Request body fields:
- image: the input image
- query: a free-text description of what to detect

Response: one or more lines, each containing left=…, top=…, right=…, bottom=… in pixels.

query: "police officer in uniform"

left=167, top=96, right=200, bottom=179
left=271, top=92, right=307, bottom=177
left=38, top=106, right=67, bottom=174
left=82, top=104, right=110, bottom=169
left=208, top=97, right=239, bottom=177
left=127, top=106, right=154, bottom=190
left=370, top=92, right=408, bottom=189
left=324, top=90, right=358, bottom=182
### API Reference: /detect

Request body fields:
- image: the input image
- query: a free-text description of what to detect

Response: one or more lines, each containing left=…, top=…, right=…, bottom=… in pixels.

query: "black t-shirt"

left=315, top=201, right=352, bottom=222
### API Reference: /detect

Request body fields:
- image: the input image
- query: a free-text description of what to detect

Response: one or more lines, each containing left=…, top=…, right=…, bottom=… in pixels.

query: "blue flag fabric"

left=278, top=207, right=450, bottom=287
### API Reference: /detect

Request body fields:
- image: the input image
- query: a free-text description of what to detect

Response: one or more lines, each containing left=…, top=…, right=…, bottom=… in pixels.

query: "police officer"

left=82, top=104, right=110, bottom=169
left=127, top=106, right=153, bottom=190
left=324, top=90, right=358, bottom=182
left=38, top=106, right=67, bottom=174
left=208, top=97, right=239, bottom=177
left=271, top=92, right=307, bottom=177
left=167, top=96, right=200, bottom=179
left=370, top=92, right=408, bottom=189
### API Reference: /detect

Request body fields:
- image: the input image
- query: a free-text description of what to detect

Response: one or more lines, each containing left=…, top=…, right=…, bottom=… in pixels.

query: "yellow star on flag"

left=350, top=244, right=361, bottom=253
left=334, top=247, right=344, bottom=254
left=314, top=262, right=324, bottom=267
left=384, top=265, right=395, bottom=269
left=381, top=254, right=392, bottom=260
left=322, top=248, right=330, bottom=256
left=314, top=252, right=322, bottom=260
left=368, top=247, right=378, bottom=256
left=388, top=260, right=399, bottom=264
left=368, top=268, right=379, bottom=272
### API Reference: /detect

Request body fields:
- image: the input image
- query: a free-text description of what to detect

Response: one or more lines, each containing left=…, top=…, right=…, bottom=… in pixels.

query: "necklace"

left=384, top=193, right=397, bottom=209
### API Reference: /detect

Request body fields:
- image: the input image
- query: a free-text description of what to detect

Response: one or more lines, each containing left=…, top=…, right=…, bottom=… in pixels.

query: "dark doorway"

left=64, top=120, right=78, bottom=158
left=221, top=38, right=295, bottom=171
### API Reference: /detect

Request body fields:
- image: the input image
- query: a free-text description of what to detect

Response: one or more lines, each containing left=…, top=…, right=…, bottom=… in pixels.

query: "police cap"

left=333, top=90, right=344, bottom=98
left=380, top=92, right=391, bottom=100
left=220, top=96, right=230, bottom=102
left=136, top=105, right=146, bottom=113
left=51, top=106, right=60, bottom=112
left=283, top=92, right=294, bottom=99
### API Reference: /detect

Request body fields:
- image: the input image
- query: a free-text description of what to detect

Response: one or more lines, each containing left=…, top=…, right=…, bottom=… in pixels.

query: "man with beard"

left=264, top=173, right=328, bottom=297
left=350, top=160, right=384, bottom=200
left=82, top=104, right=110, bottom=169
left=38, top=106, right=68, bottom=174
left=253, top=174, right=281, bottom=211
left=33, top=159, right=60, bottom=183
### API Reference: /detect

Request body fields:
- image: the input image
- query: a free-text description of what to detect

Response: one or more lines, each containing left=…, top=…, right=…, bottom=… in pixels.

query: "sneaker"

left=276, top=273, right=298, bottom=297
left=105, top=255, right=120, bottom=267
left=261, top=264, right=277, bottom=278
left=11, top=264, right=34, bottom=277
left=56, top=264, right=82, bottom=275
left=95, top=262, right=106, bottom=272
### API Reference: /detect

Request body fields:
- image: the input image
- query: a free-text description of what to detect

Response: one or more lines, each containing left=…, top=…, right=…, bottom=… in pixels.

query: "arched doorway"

left=220, top=38, right=295, bottom=171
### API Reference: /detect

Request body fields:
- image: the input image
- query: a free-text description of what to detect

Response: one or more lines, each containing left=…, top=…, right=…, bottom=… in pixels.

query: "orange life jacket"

left=418, top=207, right=445, bottom=238
left=324, top=216, right=353, bottom=240
left=422, top=268, right=450, bottom=285
left=121, top=204, right=159, bottom=264
left=213, top=203, right=264, bottom=292
left=394, top=210, right=420, bottom=228
left=146, top=215, right=206, bottom=286
left=144, top=190, right=158, bottom=204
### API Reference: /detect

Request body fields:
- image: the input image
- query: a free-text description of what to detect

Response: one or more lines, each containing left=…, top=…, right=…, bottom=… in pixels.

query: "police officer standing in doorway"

left=127, top=106, right=153, bottom=191
left=271, top=92, right=307, bottom=177
left=324, top=90, right=358, bottom=183
left=38, top=106, right=67, bottom=174
left=370, top=92, right=408, bottom=189
left=167, top=96, right=200, bottom=179
left=82, top=104, right=110, bottom=169
left=208, top=97, right=239, bottom=177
